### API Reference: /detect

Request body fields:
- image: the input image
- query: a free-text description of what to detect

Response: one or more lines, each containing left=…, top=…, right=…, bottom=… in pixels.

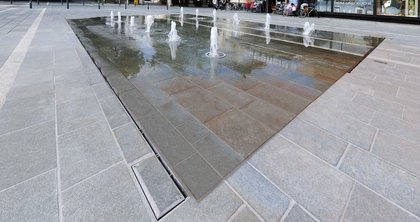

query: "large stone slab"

left=0, top=170, right=58, bottom=221
left=284, top=205, right=317, bottom=222
left=0, top=121, right=56, bottom=191
left=114, top=123, right=151, bottom=163
left=230, top=206, right=261, bottom=222
left=98, top=95, right=131, bottom=129
left=339, top=145, right=420, bottom=217
left=62, top=163, right=151, bottom=221
left=371, top=112, right=420, bottom=144
left=228, top=163, right=290, bottom=222
left=249, top=135, right=353, bottom=222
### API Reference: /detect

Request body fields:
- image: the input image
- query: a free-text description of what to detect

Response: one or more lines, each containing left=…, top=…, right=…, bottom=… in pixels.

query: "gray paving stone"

left=404, top=105, right=420, bottom=125
left=0, top=121, right=56, bottom=191
left=176, top=117, right=211, bottom=144
left=55, top=79, right=92, bottom=104
left=299, top=101, right=377, bottom=150
left=58, top=121, right=123, bottom=190
left=371, top=112, right=420, bottom=144
left=284, top=205, right=317, bottom=222
left=106, top=73, right=135, bottom=95
left=373, top=131, right=420, bottom=177
left=249, top=135, right=353, bottom=222
left=228, top=163, right=290, bottom=222
left=62, top=163, right=151, bottom=222
left=281, top=118, right=348, bottom=166
left=174, top=153, right=222, bottom=199
left=6, top=80, right=54, bottom=102
left=114, top=123, right=150, bottom=163
left=339, top=145, right=420, bottom=217
left=57, top=95, right=104, bottom=135
left=397, top=87, right=420, bottom=104
left=98, top=95, right=131, bottom=129
left=195, top=133, right=243, bottom=177
left=343, top=184, right=419, bottom=222
left=230, top=206, right=261, bottom=222
left=119, top=89, right=156, bottom=122
left=92, top=82, right=114, bottom=99
left=132, top=156, right=184, bottom=219
left=157, top=100, right=193, bottom=127
left=352, top=92, right=404, bottom=118
left=0, top=92, right=54, bottom=135
left=139, top=112, right=196, bottom=166
left=161, top=183, right=242, bottom=222
left=0, top=170, right=58, bottom=221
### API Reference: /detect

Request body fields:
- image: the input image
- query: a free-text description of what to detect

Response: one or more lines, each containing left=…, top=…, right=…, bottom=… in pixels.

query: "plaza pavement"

left=0, top=3, right=420, bottom=221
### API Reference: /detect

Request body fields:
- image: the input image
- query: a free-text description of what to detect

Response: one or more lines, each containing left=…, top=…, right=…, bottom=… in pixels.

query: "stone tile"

left=206, top=109, right=274, bottom=158
left=176, top=117, right=211, bottom=144
left=0, top=170, right=58, bottom=221
left=228, top=163, right=290, bottom=222
left=371, top=112, right=420, bottom=144
left=157, top=100, right=193, bottom=127
left=119, top=89, right=156, bottom=122
left=195, top=133, right=243, bottom=177
left=353, top=92, right=404, bottom=118
left=284, top=205, right=317, bottom=222
left=343, top=184, right=419, bottom=222
left=98, top=95, right=131, bottom=129
left=0, top=92, right=54, bottom=135
left=299, top=101, right=377, bottom=150
left=131, top=78, right=172, bottom=107
left=173, top=87, right=232, bottom=122
left=139, top=112, right=196, bottom=166
left=62, top=163, right=151, bottom=221
left=55, top=80, right=92, bottom=104
left=157, top=77, right=196, bottom=95
left=0, top=121, right=56, bottom=191
left=397, top=87, right=420, bottom=103
left=114, top=123, right=150, bottom=163
left=106, top=74, right=135, bottom=95
left=246, top=83, right=311, bottom=114
left=58, top=121, right=122, bottom=189
left=230, top=206, right=261, bottom=222
left=240, top=99, right=296, bottom=131
left=92, top=82, right=114, bottom=100
left=281, top=118, right=348, bottom=166
left=57, top=95, right=103, bottom=135
left=85, top=69, right=105, bottom=85
left=161, top=183, right=242, bottom=222
left=250, top=135, right=353, bottom=222
left=132, top=156, right=184, bottom=219
left=174, top=153, right=222, bottom=200
left=404, top=105, right=420, bottom=125
left=6, top=81, right=54, bottom=101
left=341, top=74, right=399, bottom=97
left=224, top=76, right=259, bottom=91
left=339, top=145, right=420, bottom=217
left=208, top=83, right=255, bottom=108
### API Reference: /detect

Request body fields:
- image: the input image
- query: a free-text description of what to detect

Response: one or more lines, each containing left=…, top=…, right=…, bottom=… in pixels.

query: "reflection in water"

left=210, top=57, right=218, bottom=80
left=168, top=41, right=180, bottom=60
left=265, top=30, right=271, bottom=44
left=303, top=35, right=314, bottom=47
left=195, top=19, right=199, bottom=30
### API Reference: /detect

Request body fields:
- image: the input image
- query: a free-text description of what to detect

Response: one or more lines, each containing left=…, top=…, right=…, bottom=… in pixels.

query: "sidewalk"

left=0, top=4, right=419, bottom=222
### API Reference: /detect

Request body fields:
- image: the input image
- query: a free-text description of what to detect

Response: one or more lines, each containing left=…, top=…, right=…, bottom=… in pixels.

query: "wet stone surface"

left=69, top=15, right=381, bottom=199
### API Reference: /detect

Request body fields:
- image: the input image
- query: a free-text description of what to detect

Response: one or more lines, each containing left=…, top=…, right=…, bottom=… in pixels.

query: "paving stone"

left=58, top=121, right=122, bottom=190
left=228, top=163, right=290, bottom=222
left=0, top=91, right=54, bottom=135
left=132, top=80, right=173, bottom=107
left=343, top=184, right=419, bottom=222
left=55, top=79, right=92, bottom=104
left=397, top=87, right=420, bottom=103
left=57, top=95, right=103, bottom=135
left=132, top=156, right=184, bottom=219
left=208, top=83, right=255, bottom=108
left=114, top=123, right=150, bottom=163
left=284, top=205, right=317, bottom=222
left=341, top=74, right=399, bottom=97
left=139, top=112, right=196, bottom=166
left=98, top=95, right=131, bottom=129
left=195, top=133, right=243, bottom=177
left=281, top=118, right=348, bottom=166
left=106, top=73, right=135, bottom=95
left=0, top=170, right=58, bottom=221
left=371, top=112, right=420, bottom=144
left=119, top=89, right=156, bottom=122
left=205, top=109, right=274, bottom=158
left=176, top=117, right=211, bottom=144
left=249, top=135, right=353, bottom=222
left=339, top=145, right=420, bottom=217
left=299, top=101, right=377, bottom=150
left=240, top=99, right=295, bottom=131
left=230, top=206, right=261, bottom=222
left=404, top=105, right=420, bottom=125
left=157, top=100, right=193, bottom=127
left=6, top=80, right=54, bottom=101
left=352, top=92, right=404, bottom=118
left=92, top=82, right=114, bottom=99
left=62, top=163, right=151, bottom=221
left=161, top=183, right=242, bottom=222
left=157, top=77, right=196, bottom=95
left=0, top=121, right=56, bottom=191
left=174, top=153, right=222, bottom=200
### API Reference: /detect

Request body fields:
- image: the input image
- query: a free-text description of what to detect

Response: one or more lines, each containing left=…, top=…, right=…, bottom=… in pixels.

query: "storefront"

left=316, top=0, right=419, bottom=23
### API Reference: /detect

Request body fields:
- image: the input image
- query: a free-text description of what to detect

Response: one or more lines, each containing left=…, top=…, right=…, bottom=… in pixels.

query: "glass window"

left=315, top=0, right=333, bottom=12
left=332, top=0, right=374, bottom=14
left=376, top=0, right=417, bottom=16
